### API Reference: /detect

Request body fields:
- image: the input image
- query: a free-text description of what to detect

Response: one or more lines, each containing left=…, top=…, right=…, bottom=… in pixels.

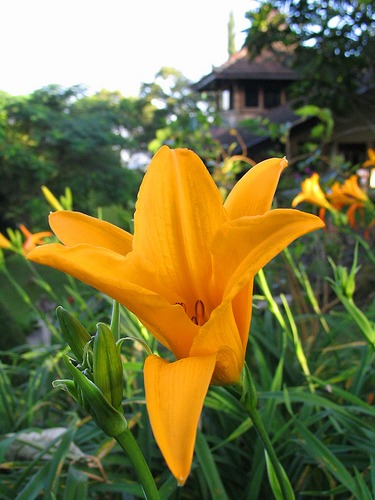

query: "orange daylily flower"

left=328, top=175, right=369, bottom=228
left=19, top=224, right=53, bottom=254
left=363, top=148, right=375, bottom=168
left=292, top=172, right=335, bottom=210
left=328, top=175, right=368, bottom=209
left=27, top=146, right=324, bottom=485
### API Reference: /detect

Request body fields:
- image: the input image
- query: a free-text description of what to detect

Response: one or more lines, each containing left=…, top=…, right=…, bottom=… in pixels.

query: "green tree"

left=0, top=85, right=162, bottom=231
left=141, top=67, right=221, bottom=163
left=244, top=1, right=375, bottom=112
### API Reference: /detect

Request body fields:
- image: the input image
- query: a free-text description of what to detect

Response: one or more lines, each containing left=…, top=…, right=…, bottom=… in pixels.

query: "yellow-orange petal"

left=344, top=176, right=368, bottom=202
left=144, top=353, right=217, bottom=485
left=49, top=211, right=133, bottom=256
left=292, top=173, right=333, bottom=210
left=212, top=209, right=325, bottom=302
left=190, top=298, right=245, bottom=385
left=133, top=146, right=227, bottom=308
left=23, top=231, right=53, bottom=253
left=19, top=224, right=32, bottom=238
left=224, top=157, right=288, bottom=218
left=27, top=243, right=197, bottom=358
left=291, top=192, right=307, bottom=208
left=230, top=280, right=254, bottom=350
left=0, top=233, right=12, bottom=249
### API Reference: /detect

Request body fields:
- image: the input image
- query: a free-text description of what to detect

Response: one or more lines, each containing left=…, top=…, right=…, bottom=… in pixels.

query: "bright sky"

left=1, top=0, right=254, bottom=98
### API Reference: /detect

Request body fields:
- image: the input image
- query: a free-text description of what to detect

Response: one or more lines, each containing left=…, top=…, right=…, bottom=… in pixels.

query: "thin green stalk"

left=256, top=268, right=286, bottom=329
left=24, top=258, right=60, bottom=303
left=1, top=266, right=61, bottom=340
left=116, top=428, right=160, bottom=500
left=280, top=294, right=315, bottom=393
left=110, top=300, right=121, bottom=341
left=245, top=406, right=294, bottom=500
left=283, top=247, right=330, bottom=334
left=351, top=346, right=375, bottom=396
left=240, top=365, right=294, bottom=500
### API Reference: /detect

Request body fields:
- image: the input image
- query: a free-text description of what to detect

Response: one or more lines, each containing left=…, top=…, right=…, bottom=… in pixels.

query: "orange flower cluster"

left=292, top=173, right=373, bottom=231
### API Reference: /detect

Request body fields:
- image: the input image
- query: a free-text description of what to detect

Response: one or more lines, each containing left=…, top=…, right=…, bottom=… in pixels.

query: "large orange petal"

left=27, top=243, right=197, bottom=358
left=224, top=157, right=288, bottom=218
left=212, top=209, right=325, bottom=302
left=231, top=280, right=254, bottom=349
left=49, top=211, right=133, bottom=256
left=144, top=353, right=217, bottom=485
left=132, top=146, right=227, bottom=312
left=190, top=295, right=246, bottom=385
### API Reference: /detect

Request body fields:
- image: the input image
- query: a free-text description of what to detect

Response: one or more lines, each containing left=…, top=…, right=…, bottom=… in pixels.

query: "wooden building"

left=193, top=48, right=375, bottom=167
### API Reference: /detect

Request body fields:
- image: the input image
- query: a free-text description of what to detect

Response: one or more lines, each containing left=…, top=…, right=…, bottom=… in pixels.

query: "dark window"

left=338, top=143, right=366, bottom=165
left=245, top=84, right=259, bottom=107
left=264, top=84, right=281, bottom=108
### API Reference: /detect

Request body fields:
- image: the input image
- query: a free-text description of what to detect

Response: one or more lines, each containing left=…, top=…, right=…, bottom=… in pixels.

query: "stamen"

left=176, top=300, right=206, bottom=327
left=175, top=301, right=186, bottom=312
left=194, top=300, right=205, bottom=326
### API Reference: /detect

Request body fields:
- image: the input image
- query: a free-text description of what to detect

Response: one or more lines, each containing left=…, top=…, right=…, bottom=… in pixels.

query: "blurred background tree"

left=141, top=67, right=221, bottom=163
left=244, top=0, right=375, bottom=112
left=0, top=85, right=164, bottom=231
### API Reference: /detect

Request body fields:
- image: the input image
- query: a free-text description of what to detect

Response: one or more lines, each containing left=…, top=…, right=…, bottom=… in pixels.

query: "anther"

left=194, top=300, right=205, bottom=326
left=191, top=316, right=198, bottom=325
left=175, top=301, right=186, bottom=312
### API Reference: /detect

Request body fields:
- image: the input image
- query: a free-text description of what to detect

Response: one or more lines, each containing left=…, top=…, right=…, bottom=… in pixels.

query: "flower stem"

left=240, top=364, right=294, bottom=500
left=115, top=428, right=160, bottom=500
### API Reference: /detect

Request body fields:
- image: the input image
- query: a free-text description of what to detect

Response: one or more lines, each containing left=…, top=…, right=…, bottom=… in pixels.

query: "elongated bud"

left=56, top=307, right=91, bottom=362
left=41, top=185, right=64, bottom=211
left=240, top=362, right=258, bottom=412
left=63, top=355, right=127, bottom=436
left=93, top=323, right=123, bottom=410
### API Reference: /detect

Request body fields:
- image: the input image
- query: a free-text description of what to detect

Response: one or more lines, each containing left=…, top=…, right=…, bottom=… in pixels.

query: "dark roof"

left=211, top=103, right=315, bottom=158
left=194, top=48, right=298, bottom=91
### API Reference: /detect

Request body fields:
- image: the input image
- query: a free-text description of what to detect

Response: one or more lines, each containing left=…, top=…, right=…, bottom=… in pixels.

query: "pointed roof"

left=193, top=48, right=298, bottom=91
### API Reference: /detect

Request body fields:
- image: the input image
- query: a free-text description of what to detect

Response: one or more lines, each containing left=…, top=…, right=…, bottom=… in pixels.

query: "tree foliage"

left=244, top=1, right=375, bottom=111
left=140, top=67, right=221, bottom=163
left=0, top=85, right=164, bottom=231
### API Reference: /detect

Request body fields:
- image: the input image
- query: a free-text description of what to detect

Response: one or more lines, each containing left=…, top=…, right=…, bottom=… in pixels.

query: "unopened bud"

left=57, top=307, right=91, bottom=362
left=93, top=323, right=123, bottom=410
left=63, top=355, right=127, bottom=437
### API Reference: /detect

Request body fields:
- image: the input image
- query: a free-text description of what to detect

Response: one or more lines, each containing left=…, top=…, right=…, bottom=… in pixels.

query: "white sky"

left=1, top=0, right=255, bottom=98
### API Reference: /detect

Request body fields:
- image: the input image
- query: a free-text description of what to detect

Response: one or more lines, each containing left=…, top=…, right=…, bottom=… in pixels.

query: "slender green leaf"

left=63, top=466, right=88, bottom=500
left=294, top=419, right=360, bottom=497
left=16, top=462, right=50, bottom=500
left=265, top=450, right=295, bottom=500
left=43, top=428, right=76, bottom=497
left=195, top=430, right=229, bottom=500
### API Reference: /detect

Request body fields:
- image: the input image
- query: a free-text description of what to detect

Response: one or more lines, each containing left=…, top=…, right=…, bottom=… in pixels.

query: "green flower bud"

left=57, top=306, right=91, bottom=362
left=93, top=322, right=123, bottom=410
left=63, top=355, right=127, bottom=437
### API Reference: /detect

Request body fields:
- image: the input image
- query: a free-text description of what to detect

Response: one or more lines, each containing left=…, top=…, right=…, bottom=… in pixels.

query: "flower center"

left=176, top=300, right=206, bottom=326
